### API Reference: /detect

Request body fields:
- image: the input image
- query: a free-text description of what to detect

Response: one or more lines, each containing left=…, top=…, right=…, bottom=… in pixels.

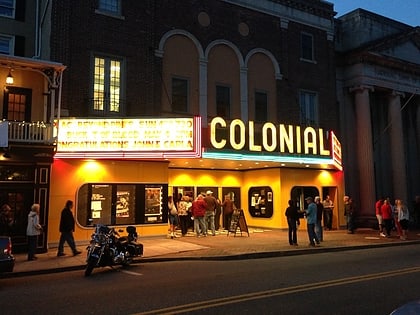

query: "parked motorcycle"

left=84, top=224, right=143, bottom=277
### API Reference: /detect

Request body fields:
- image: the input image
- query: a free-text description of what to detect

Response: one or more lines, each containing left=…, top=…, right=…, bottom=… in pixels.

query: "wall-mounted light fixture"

left=6, top=69, right=13, bottom=85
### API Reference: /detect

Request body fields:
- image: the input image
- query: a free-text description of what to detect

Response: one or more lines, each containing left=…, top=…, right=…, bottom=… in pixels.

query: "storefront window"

left=76, top=183, right=168, bottom=227
left=248, top=186, right=273, bottom=218
left=0, top=165, right=34, bottom=182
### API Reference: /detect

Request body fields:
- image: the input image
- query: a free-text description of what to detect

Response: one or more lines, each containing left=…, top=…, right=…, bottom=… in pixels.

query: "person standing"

left=322, top=195, right=334, bottom=230
left=214, top=198, right=222, bottom=231
left=395, top=199, right=409, bottom=240
left=285, top=200, right=299, bottom=246
left=177, top=196, right=190, bottom=236
left=57, top=200, right=81, bottom=257
left=344, top=196, right=355, bottom=234
left=375, top=197, right=385, bottom=237
left=222, top=195, right=235, bottom=230
left=26, top=204, right=42, bottom=261
left=392, top=198, right=403, bottom=237
left=304, top=197, right=319, bottom=247
left=168, top=195, right=178, bottom=239
left=314, top=196, right=323, bottom=241
left=191, top=194, right=207, bottom=237
left=381, top=198, right=393, bottom=237
left=204, top=190, right=217, bottom=236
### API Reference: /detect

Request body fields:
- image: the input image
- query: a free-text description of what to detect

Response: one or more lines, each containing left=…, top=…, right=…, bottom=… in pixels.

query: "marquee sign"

left=205, top=117, right=342, bottom=170
left=53, top=116, right=342, bottom=170
left=54, top=117, right=202, bottom=159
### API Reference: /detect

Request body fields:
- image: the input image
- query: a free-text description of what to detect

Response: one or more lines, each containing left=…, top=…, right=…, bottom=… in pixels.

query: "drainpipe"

left=34, top=0, right=39, bottom=58
left=33, top=0, right=50, bottom=58
left=51, top=71, right=64, bottom=122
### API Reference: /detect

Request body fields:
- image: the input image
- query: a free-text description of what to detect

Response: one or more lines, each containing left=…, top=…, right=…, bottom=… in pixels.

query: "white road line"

left=119, top=270, right=143, bottom=276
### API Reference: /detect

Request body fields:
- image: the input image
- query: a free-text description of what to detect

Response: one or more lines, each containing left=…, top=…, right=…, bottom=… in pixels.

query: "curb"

left=3, top=239, right=420, bottom=279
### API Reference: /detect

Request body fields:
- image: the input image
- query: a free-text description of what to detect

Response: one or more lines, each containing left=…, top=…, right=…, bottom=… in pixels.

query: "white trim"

left=245, top=48, right=282, bottom=80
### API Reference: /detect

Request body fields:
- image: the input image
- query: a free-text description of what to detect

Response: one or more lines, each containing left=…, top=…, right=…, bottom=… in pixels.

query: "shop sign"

left=210, top=117, right=331, bottom=156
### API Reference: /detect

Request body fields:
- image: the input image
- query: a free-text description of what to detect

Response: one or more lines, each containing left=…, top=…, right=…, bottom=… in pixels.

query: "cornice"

left=221, top=0, right=334, bottom=32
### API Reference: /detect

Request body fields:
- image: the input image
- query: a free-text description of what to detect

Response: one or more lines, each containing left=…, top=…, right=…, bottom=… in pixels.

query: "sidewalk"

left=4, top=228, right=420, bottom=278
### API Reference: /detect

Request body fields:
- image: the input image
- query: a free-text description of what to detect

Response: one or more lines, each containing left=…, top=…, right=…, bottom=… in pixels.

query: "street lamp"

left=6, top=69, right=13, bottom=85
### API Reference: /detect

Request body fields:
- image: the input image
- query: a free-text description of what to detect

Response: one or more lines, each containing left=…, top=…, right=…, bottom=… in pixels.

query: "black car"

left=0, top=236, right=15, bottom=273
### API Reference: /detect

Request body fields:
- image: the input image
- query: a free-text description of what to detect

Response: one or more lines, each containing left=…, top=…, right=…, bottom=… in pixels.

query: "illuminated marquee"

left=331, top=131, right=343, bottom=170
left=210, top=117, right=331, bottom=156
left=55, top=117, right=202, bottom=159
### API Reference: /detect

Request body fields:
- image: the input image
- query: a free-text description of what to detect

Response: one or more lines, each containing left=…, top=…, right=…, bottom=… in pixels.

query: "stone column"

left=349, top=85, right=376, bottom=218
left=388, top=91, right=408, bottom=202
left=417, top=102, right=420, bottom=164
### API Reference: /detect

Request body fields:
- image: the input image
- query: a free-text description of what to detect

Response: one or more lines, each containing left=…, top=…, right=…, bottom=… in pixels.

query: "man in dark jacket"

left=204, top=190, right=217, bottom=236
left=57, top=200, right=81, bottom=257
left=315, top=196, right=323, bottom=242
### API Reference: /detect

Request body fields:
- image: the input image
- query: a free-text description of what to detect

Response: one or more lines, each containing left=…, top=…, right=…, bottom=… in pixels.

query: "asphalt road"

left=1, top=244, right=420, bottom=314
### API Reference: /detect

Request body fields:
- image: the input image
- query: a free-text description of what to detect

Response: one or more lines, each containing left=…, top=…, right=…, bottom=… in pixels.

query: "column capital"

left=240, top=66, right=248, bottom=74
left=199, top=58, right=208, bottom=66
left=349, top=85, right=374, bottom=94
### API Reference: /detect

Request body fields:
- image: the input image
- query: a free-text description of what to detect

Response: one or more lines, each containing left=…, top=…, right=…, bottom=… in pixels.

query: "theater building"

left=1, top=0, right=347, bottom=249
left=43, top=0, right=343, bottom=244
left=49, top=115, right=344, bottom=243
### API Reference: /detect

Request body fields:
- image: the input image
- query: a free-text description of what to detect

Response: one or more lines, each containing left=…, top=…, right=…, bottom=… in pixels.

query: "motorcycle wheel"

left=84, top=260, right=96, bottom=277
left=122, top=257, right=131, bottom=267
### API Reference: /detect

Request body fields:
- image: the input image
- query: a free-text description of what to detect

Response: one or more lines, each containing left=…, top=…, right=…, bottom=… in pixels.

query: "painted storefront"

left=49, top=116, right=344, bottom=245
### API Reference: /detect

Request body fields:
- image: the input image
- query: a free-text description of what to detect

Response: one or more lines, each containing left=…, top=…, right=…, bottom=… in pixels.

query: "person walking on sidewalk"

left=26, top=203, right=43, bottom=261
left=285, top=200, right=299, bottom=246
left=304, top=197, right=319, bottom=247
left=57, top=200, right=81, bottom=257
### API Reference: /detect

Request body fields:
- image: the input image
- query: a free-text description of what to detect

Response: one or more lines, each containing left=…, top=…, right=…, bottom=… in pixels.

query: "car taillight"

left=3, top=239, right=12, bottom=255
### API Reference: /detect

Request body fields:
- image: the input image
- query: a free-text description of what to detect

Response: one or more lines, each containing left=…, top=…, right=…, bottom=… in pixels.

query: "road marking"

left=134, top=266, right=420, bottom=315
left=119, top=269, right=143, bottom=276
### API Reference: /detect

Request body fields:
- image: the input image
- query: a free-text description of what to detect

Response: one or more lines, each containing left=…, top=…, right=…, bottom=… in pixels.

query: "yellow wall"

left=49, top=159, right=345, bottom=244
left=279, top=168, right=346, bottom=228
left=49, top=159, right=170, bottom=244
left=169, top=168, right=242, bottom=190
left=170, top=167, right=345, bottom=231
left=241, top=168, right=281, bottom=228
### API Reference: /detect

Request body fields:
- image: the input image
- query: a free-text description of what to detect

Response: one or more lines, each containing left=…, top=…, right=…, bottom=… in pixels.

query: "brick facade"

left=49, top=0, right=337, bottom=132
